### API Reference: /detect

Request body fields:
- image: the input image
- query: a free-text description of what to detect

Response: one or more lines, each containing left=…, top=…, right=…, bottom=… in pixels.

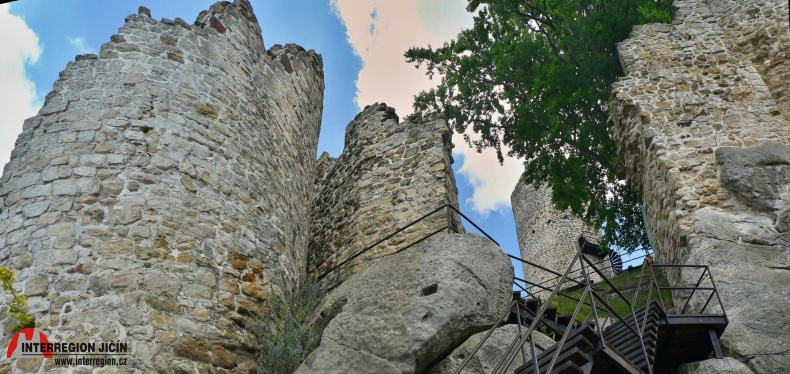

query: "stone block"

left=109, top=207, right=141, bottom=225
left=24, top=274, right=49, bottom=296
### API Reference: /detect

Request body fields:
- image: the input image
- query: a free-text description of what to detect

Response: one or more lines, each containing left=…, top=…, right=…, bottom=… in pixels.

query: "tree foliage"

left=405, top=0, right=671, bottom=252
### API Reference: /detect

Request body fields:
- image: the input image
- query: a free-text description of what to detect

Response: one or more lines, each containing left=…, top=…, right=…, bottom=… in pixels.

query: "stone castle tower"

left=0, top=1, right=461, bottom=372
left=0, top=1, right=324, bottom=370
left=610, top=0, right=790, bottom=372
left=309, top=104, right=462, bottom=285
left=511, top=181, right=611, bottom=298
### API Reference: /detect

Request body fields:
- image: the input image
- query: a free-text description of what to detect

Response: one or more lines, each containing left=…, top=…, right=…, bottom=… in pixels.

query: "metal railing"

left=312, top=201, right=727, bottom=373
left=630, top=264, right=728, bottom=320
left=316, top=203, right=497, bottom=288
left=523, top=251, right=654, bottom=299
left=455, top=249, right=655, bottom=374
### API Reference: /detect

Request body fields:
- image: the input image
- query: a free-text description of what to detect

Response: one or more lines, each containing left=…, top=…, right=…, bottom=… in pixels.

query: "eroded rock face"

left=717, top=144, right=790, bottom=213
left=678, top=357, right=755, bottom=374
left=610, top=0, right=790, bottom=372
left=425, top=324, right=555, bottom=374
left=296, top=234, right=513, bottom=374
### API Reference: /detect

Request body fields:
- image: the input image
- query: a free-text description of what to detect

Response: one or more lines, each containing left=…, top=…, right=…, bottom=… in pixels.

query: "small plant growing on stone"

left=0, top=267, right=34, bottom=332
left=255, top=276, right=323, bottom=374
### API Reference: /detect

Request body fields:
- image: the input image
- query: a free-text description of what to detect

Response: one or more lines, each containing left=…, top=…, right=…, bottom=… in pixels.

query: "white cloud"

left=454, top=131, right=524, bottom=217
left=0, top=4, right=42, bottom=171
left=330, top=0, right=473, bottom=115
left=68, top=36, right=95, bottom=54
left=331, top=0, right=523, bottom=215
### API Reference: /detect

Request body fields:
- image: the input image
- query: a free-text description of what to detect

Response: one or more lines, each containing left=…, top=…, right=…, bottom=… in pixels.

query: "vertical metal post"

left=446, top=204, right=451, bottom=234
left=514, top=300, right=528, bottom=365
left=529, top=332, right=540, bottom=374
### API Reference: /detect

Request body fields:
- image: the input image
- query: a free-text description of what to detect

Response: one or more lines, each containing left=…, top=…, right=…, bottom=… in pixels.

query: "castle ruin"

left=610, top=0, right=790, bottom=372
left=511, top=181, right=611, bottom=299
left=0, top=1, right=459, bottom=372
left=0, top=0, right=788, bottom=372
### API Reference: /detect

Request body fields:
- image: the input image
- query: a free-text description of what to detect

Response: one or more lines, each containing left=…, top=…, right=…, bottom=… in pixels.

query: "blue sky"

left=0, top=0, right=528, bottom=278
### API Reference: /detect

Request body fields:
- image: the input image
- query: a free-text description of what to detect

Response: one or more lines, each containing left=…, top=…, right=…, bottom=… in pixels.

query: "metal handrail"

left=453, top=299, right=518, bottom=374
left=525, top=252, right=652, bottom=296
left=580, top=254, right=651, bottom=374
left=646, top=264, right=727, bottom=320
left=446, top=204, right=499, bottom=245
left=319, top=204, right=447, bottom=280
left=491, top=255, right=582, bottom=374
left=318, top=203, right=498, bottom=285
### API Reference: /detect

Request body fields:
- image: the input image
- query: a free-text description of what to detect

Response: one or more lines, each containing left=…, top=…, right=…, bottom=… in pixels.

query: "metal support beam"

left=709, top=329, right=723, bottom=359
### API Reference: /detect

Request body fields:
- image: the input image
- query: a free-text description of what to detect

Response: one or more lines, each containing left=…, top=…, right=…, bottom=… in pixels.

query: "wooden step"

left=515, top=325, right=598, bottom=374
left=516, top=347, right=591, bottom=374
left=545, top=306, right=558, bottom=321
left=557, top=314, right=573, bottom=327
left=595, top=302, right=663, bottom=373
left=525, top=298, right=540, bottom=313
left=540, top=359, right=585, bottom=374
left=516, top=345, right=592, bottom=374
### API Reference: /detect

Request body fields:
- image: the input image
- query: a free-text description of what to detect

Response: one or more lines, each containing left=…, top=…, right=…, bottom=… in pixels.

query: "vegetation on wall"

left=406, top=0, right=672, bottom=252
left=256, top=278, right=324, bottom=374
left=0, top=267, right=34, bottom=332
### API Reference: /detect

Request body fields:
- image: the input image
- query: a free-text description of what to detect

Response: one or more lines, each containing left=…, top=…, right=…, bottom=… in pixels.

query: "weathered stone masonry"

left=309, top=103, right=463, bottom=285
left=0, top=1, right=323, bottom=372
left=511, top=181, right=610, bottom=299
left=610, top=0, right=790, bottom=372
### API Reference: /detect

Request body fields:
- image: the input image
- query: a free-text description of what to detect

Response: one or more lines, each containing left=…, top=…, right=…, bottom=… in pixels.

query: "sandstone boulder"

left=425, top=324, right=555, bottom=374
left=296, top=233, right=513, bottom=374
left=678, top=357, right=755, bottom=374
left=717, top=143, right=790, bottom=213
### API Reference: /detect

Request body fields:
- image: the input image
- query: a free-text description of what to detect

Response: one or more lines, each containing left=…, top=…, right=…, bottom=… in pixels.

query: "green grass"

left=549, top=268, right=672, bottom=322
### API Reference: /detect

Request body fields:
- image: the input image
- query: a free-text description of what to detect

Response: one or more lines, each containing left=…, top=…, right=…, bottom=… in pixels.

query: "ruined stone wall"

left=610, top=0, right=790, bottom=372
left=0, top=1, right=323, bottom=372
left=708, top=0, right=790, bottom=122
left=511, top=181, right=611, bottom=299
left=309, top=103, right=463, bottom=286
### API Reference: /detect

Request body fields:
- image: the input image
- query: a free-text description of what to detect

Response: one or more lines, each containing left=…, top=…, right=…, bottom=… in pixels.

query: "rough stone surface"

left=610, top=1, right=790, bottom=373
left=425, top=324, right=555, bottom=374
left=0, top=0, right=323, bottom=372
left=678, top=357, right=755, bottom=374
left=309, top=103, right=463, bottom=286
left=296, top=234, right=513, bottom=374
left=511, top=181, right=611, bottom=299
left=708, top=0, right=790, bottom=123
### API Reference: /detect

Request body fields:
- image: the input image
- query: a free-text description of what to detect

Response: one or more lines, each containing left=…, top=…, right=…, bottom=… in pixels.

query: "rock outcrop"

left=296, top=234, right=513, bottom=374
left=426, top=324, right=555, bottom=374
left=678, top=357, right=755, bottom=374
left=610, top=0, right=790, bottom=372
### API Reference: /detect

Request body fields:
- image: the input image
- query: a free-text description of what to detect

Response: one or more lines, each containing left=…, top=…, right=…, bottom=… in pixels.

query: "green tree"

left=405, top=0, right=671, bottom=252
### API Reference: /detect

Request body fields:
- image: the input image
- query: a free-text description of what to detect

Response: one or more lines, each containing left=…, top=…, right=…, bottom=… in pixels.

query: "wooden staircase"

left=507, top=300, right=729, bottom=374
left=513, top=302, right=662, bottom=374
left=600, top=301, right=663, bottom=373
left=459, top=247, right=728, bottom=374
left=513, top=324, right=598, bottom=374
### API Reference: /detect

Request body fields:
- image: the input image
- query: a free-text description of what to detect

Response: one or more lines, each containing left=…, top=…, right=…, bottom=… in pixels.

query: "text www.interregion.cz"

left=53, top=356, right=128, bottom=367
